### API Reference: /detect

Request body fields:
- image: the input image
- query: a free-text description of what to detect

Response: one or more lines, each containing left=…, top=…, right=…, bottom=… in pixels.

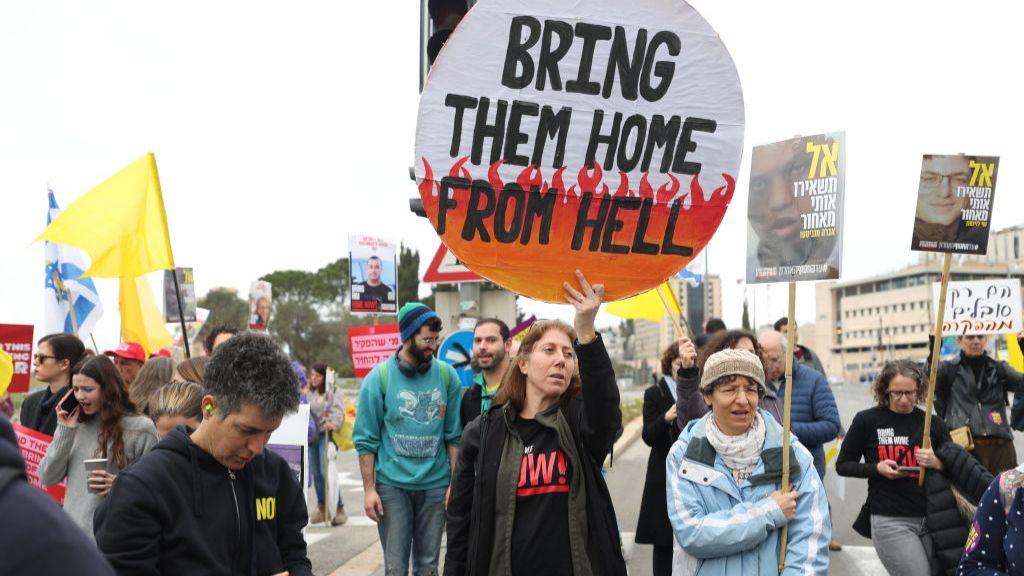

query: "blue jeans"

left=376, top=482, right=446, bottom=576
left=309, top=436, right=343, bottom=507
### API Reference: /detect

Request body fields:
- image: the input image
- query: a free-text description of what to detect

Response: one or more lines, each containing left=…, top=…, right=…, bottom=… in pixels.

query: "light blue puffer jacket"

left=666, top=409, right=831, bottom=576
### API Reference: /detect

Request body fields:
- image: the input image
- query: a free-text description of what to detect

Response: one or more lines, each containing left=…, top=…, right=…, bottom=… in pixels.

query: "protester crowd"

left=5, top=270, right=1024, bottom=576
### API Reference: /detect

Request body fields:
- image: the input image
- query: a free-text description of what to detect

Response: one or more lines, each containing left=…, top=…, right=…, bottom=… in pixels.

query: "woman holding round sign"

left=444, top=271, right=626, bottom=576
left=38, top=354, right=158, bottom=539
left=666, top=348, right=831, bottom=575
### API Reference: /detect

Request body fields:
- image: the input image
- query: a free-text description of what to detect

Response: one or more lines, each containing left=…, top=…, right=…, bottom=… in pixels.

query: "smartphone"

left=897, top=466, right=921, bottom=473
left=58, top=391, right=79, bottom=414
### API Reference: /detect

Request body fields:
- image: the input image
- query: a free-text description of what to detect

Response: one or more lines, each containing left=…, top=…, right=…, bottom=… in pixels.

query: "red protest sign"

left=13, top=423, right=66, bottom=504
left=348, top=323, right=401, bottom=378
left=0, top=324, right=34, bottom=394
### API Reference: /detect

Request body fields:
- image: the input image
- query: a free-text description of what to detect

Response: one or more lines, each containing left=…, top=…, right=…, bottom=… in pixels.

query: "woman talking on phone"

left=38, top=354, right=158, bottom=539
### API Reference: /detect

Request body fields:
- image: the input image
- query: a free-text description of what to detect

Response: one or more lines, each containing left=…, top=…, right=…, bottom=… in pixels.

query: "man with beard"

left=353, top=303, right=462, bottom=576
left=746, top=136, right=841, bottom=281
left=460, top=318, right=511, bottom=429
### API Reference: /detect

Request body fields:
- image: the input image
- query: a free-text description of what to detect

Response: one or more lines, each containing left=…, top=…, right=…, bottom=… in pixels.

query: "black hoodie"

left=0, top=415, right=115, bottom=576
left=93, top=425, right=312, bottom=576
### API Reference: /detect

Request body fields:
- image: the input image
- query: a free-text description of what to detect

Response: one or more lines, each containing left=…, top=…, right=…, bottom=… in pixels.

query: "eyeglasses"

left=33, top=353, right=58, bottom=362
left=714, top=385, right=761, bottom=399
left=417, top=337, right=439, bottom=345
left=889, top=390, right=918, bottom=399
left=920, top=172, right=969, bottom=188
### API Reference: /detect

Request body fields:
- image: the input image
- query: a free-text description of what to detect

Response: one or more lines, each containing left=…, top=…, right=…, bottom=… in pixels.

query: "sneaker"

left=310, top=504, right=325, bottom=525
left=828, top=539, right=842, bottom=552
left=331, top=506, right=348, bottom=526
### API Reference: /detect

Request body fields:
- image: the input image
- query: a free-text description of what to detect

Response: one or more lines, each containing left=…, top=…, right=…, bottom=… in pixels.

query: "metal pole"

left=171, top=269, right=191, bottom=358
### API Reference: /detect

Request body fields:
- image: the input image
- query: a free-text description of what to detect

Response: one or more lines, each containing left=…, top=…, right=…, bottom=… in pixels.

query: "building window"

left=1015, top=236, right=1020, bottom=260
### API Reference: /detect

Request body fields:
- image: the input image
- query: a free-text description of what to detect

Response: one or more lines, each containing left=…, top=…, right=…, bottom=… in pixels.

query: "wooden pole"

left=655, top=284, right=687, bottom=340
left=323, top=430, right=333, bottom=527
left=920, top=252, right=952, bottom=486
left=52, top=271, right=80, bottom=336
left=778, top=282, right=798, bottom=572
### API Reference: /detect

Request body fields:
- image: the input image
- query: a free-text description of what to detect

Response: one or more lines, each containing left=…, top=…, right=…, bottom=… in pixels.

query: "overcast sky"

left=1, top=1, right=1021, bottom=350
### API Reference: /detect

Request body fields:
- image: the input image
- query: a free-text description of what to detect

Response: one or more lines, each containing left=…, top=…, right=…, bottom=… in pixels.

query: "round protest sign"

left=414, top=0, right=743, bottom=302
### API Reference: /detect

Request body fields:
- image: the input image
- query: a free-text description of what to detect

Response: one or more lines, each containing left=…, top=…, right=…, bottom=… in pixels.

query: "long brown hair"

left=77, top=355, right=137, bottom=469
left=493, top=320, right=582, bottom=413
left=175, top=356, right=209, bottom=385
left=129, top=357, right=175, bottom=415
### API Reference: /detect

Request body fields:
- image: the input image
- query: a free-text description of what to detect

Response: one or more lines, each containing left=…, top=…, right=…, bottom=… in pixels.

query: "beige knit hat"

left=700, top=348, right=765, bottom=392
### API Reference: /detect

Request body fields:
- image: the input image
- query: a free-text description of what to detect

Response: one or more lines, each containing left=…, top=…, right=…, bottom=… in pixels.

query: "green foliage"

left=397, top=244, right=420, bottom=306
left=196, top=287, right=249, bottom=345
left=741, top=300, right=751, bottom=331
left=260, top=258, right=349, bottom=311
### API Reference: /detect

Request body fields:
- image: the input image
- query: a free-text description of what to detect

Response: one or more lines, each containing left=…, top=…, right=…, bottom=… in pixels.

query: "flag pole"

left=170, top=270, right=192, bottom=358
left=920, top=252, right=952, bottom=486
left=655, top=283, right=692, bottom=340
left=778, top=281, right=798, bottom=573
left=52, top=271, right=80, bottom=336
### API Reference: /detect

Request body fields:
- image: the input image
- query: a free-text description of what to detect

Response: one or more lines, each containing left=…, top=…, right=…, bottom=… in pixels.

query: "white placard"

left=933, top=278, right=1022, bottom=335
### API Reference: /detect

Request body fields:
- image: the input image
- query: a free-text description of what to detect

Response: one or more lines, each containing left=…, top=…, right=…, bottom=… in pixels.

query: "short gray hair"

left=203, top=333, right=299, bottom=419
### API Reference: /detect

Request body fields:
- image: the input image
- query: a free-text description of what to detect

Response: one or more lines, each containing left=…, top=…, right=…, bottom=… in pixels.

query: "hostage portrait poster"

left=349, top=235, right=398, bottom=314
left=746, top=132, right=846, bottom=284
left=910, top=154, right=999, bottom=255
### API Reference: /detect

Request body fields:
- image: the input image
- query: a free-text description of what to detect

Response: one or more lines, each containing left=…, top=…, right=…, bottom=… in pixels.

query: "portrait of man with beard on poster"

left=746, top=134, right=844, bottom=283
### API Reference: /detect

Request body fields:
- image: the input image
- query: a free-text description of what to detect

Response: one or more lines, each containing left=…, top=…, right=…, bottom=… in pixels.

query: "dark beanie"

left=398, top=303, right=439, bottom=342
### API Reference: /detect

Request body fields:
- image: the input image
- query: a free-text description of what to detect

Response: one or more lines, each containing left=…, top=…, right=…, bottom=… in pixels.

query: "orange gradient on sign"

left=418, top=158, right=735, bottom=303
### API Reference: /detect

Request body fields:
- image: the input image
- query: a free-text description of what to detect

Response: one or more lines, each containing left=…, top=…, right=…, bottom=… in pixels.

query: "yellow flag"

left=36, top=153, right=174, bottom=278
left=120, top=275, right=172, bottom=356
left=0, top=348, right=13, bottom=398
left=605, top=282, right=680, bottom=322
left=1010, top=334, right=1024, bottom=372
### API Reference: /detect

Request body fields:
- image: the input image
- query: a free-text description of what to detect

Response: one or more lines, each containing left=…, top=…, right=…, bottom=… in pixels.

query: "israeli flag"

left=45, top=189, right=103, bottom=339
left=676, top=265, right=703, bottom=287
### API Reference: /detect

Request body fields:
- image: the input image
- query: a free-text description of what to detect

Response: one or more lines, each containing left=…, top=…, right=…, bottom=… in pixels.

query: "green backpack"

left=376, top=360, right=454, bottom=407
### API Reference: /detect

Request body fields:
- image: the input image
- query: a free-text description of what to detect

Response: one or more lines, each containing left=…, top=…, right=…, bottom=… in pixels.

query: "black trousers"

left=653, top=544, right=672, bottom=576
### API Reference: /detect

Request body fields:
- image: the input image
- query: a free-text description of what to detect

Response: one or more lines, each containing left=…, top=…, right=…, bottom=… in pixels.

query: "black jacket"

left=94, top=426, right=312, bottom=576
left=850, top=428, right=993, bottom=576
left=924, top=440, right=995, bottom=574
left=931, top=349, right=1024, bottom=440
left=444, top=334, right=626, bottom=576
left=634, top=378, right=680, bottom=547
left=0, top=415, right=115, bottom=576
left=18, top=385, right=67, bottom=437
left=460, top=382, right=483, bottom=430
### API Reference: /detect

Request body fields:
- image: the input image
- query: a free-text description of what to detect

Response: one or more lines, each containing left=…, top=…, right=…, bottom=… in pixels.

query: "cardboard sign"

left=933, top=279, right=1022, bottom=335
left=911, top=154, right=999, bottom=255
left=266, top=404, right=310, bottom=490
left=348, top=323, right=401, bottom=378
left=0, top=324, right=34, bottom=394
left=414, top=0, right=744, bottom=302
left=248, top=280, right=272, bottom=332
left=163, top=267, right=197, bottom=323
left=746, top=132, right=846, bottom=283
left=13, top=423, right=66, bottom=504
left=349, top=235, right=398, bottom=314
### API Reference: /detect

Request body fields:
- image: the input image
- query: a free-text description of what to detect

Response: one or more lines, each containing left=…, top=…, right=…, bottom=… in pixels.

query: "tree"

left=261, top=258, right=349, bottom=315
left=196, top=287, right=249, bottom=345
left=398, top=244, right=421, bottom=306
left=741, top=300, right=751, bottom=331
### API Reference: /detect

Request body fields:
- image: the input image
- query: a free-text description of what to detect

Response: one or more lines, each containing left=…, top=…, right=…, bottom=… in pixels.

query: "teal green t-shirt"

left=353, top=356, right=462, bottom=490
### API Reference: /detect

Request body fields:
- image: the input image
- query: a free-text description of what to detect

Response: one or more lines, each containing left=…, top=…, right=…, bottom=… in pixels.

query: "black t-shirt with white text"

left=837, top=406, right=950, bottom=517
left=510, top=417, right=573, bottom=576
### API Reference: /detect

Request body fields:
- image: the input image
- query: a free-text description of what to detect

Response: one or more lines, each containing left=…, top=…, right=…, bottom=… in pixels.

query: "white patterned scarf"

left=705, top=412, right=766, bottom=481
